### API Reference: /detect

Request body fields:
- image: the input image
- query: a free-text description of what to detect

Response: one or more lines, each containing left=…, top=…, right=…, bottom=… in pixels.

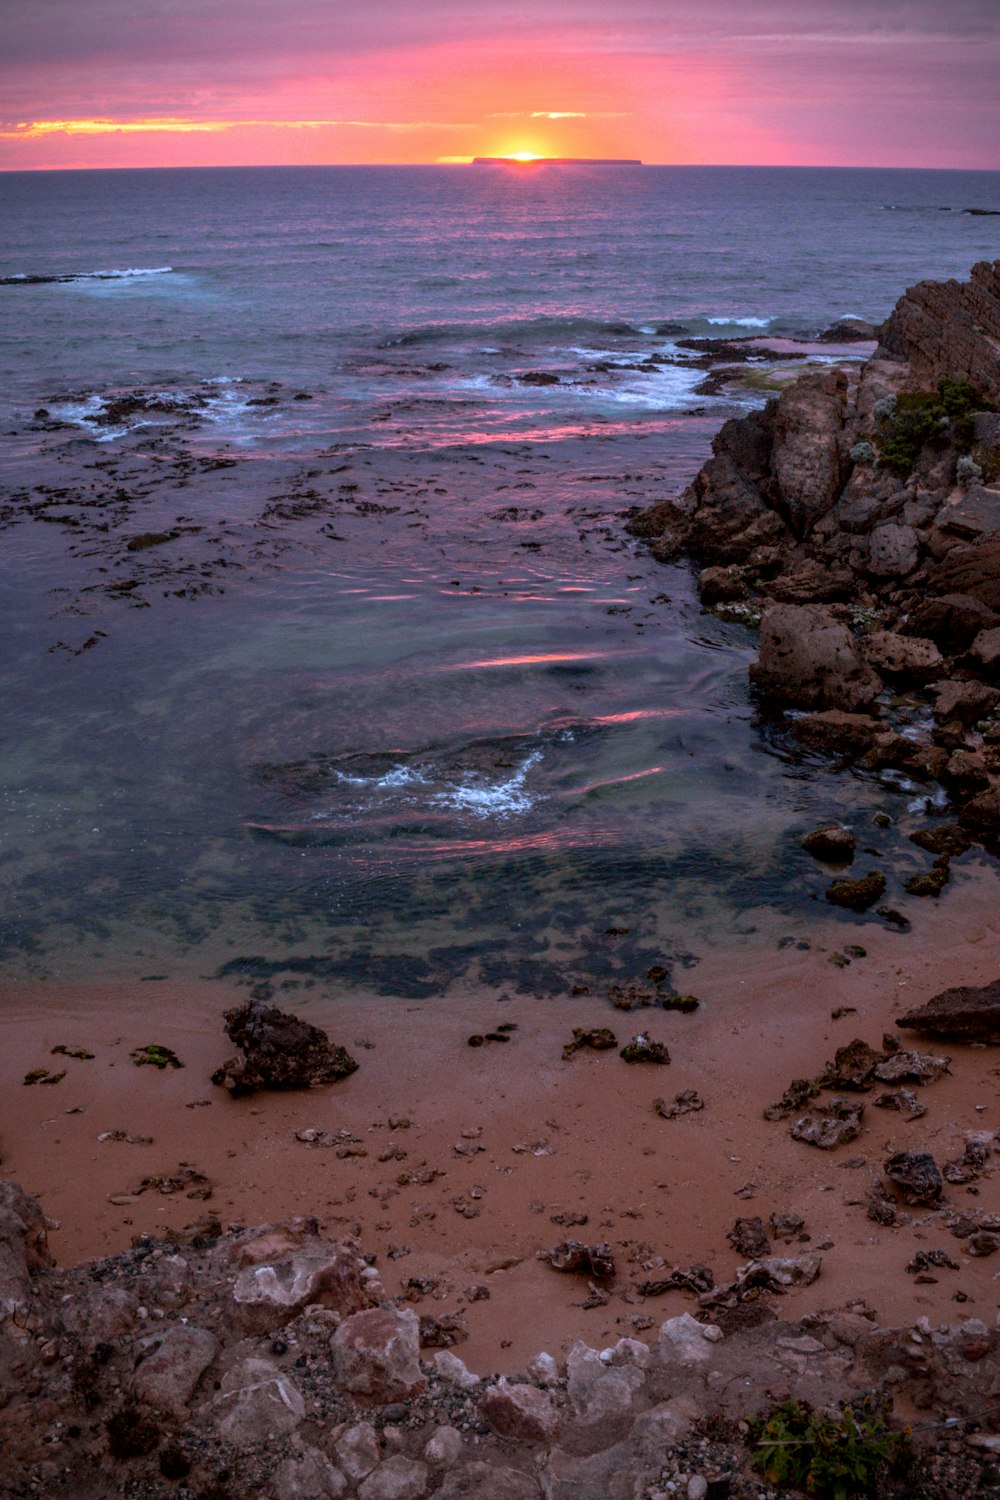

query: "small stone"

left=331, top=1307, right=425, bottom=1402
left=481, top=1378, right=562, bottom=1444
left=357, top=1456, right=429, bottom=1500
left=802, top=824, right=856, bottom=864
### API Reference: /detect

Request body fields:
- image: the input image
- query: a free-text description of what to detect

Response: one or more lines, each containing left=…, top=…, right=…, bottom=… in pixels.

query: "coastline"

left=5, top=855, right=999, bottom=1376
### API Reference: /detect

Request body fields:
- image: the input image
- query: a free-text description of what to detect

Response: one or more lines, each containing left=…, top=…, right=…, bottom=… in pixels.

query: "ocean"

left=1, top=164, right=998, bottom=997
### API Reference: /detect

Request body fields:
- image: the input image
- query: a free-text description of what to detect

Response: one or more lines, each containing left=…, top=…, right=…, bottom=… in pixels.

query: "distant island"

left=472, top=157, right=642, bottom=166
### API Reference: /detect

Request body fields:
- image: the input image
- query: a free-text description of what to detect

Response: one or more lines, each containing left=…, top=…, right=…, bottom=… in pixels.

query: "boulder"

left=862, top=631, right=944, bottom=683
left=790, top=711, right=881, bottom=758
left=960, top=781, right=1000, bottom=841
left=866, top=523, right=920, bottom=579
left=802, top=824, right=856, bottom=864
left=131, top=1324, right=219, bottom=1416
left=750, top=605, right=881, bottom=712
left=898, top=977, right=1000, bottom=1040
left=357, top=1457, right=429, bottom=1500
left=270, top=1448, right=348, bottom=1499
left=331, top=1307, right=425, bottom=1402
left=932, top=679, right=999, bottom=725
left=876, top=259, right=1000, bottom=405
left=212, top=999, right=358, bottom=1097
left=930, top=538, right=1000, bottom=614
left=970, top=626, right=1000, bottom=675
left=768, top=372, right=851, bottom=538
left=657, top=1313, right=716, bottom=1368
left=481, top=1379, right=563, bottom=1444
left=697, top=564, right=747, bottom=604
left=231, top=1240, right=368, bottom=1333
left=333, top=1423, right=381, bottom=1482
left=208, top=1357, right=305, bottom=1444
left=905, top=592, right=999, bottom=652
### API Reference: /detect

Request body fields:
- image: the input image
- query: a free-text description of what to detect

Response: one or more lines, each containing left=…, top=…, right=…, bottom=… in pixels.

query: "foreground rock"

left=898, top=977, right=1000, bottom=1040
left=212, top=999, right=359, bottom=1097
left=3, top=1178, right=1000, bottom=1498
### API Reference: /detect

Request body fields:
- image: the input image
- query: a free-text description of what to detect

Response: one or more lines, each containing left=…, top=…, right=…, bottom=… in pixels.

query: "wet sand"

left=3, top=857, right=999, bottom=1375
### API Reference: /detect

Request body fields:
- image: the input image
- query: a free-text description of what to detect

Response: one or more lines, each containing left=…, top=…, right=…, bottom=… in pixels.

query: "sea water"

left=0, top=164, right=998, bottom=994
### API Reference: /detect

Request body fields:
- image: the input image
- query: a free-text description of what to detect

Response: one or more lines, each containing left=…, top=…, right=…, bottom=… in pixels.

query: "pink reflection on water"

left=569, top=765, right=665, bottom=795
left=443, top=650, right=609, bottom=670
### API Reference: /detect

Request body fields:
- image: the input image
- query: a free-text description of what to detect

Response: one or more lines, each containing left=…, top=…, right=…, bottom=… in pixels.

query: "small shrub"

left=850, top=440, right=877, bottom=465
left=872, top=394, right=898, bottom=421
left=956, top=453, right=983, bottom=487
left=750, top=1396, right=908, bottom=1499
left=875, top=378, right=994, bottom=476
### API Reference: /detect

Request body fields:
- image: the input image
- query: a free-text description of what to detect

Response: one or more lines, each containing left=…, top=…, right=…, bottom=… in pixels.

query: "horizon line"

left=1, top=160, right=998, bottom=175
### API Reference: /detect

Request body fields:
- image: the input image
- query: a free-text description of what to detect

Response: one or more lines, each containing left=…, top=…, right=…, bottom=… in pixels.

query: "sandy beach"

left=4, top=855, right=999, bottom=1376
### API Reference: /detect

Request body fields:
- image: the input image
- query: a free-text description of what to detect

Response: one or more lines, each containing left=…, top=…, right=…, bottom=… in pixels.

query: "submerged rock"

left=212, top=999, right=358, bottom=1097
left=825, top=871, right=886, bottom=912
left=802, top=823, right=856, bottom=864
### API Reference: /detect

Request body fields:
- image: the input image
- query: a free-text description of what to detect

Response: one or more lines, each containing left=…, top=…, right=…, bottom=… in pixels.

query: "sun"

left=507, top=151, right=543, bottom=162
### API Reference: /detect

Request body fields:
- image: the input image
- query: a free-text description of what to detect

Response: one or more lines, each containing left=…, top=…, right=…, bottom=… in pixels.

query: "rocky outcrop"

left=3, top=1178, right=1000, bottom=1499
left=628, top=260, right=1000, bottom=852
left=212, top=999, right=359, bottom=1097
left=897, top=977, right=1000, bottom=1040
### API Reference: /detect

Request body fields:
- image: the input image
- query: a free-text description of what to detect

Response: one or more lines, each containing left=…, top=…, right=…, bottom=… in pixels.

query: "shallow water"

left=1, top=165, right=997, bottom=995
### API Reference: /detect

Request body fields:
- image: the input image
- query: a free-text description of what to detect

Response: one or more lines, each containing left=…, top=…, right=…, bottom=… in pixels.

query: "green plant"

left=876, top=378, right=993, bottom=476
left=750, top=1397, right=908, bottom=1498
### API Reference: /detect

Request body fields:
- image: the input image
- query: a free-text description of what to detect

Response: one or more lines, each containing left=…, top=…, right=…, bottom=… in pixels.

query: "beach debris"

left=51, top=1045, right=95, bottom=1060
left=906, top=1249, right=959, bottom=1276
left=866, top=1184, right=897, bottom=1226
left=467, top=1029, right=514, bottom=1046
left=884, top=1151, right=943, bottom=1204
left=295, top=1127, right=364, bottom=1152
left=654, top=1090, right=704, bottom=1119
left=97, top=1130, right=153, bottom=1145
left=821, top=1038, right=885, bottom=1090
left=637, top=1263, right=714, bottom=1298
left=877, top=906, right=910, bottom=929
left=727, top=1217, right=771, bottom=1259
left=942, top=1131, right=995, bottom=1184
left=831, top=1006, right=858, bottom=1020
left=132, top=1163, right=213, bottom=1200
left=550, top=1210, right=588, bottom=1227
left=539, top=1239, right=615, bottom=1278
left=825, top=872, right=886, bottom=912
left=700, top=1255, right=822, bottom=1309
left=661, top=993, right=700, bottom=1013
left=763, top=1077, right=820, bottom=1121
left=768, top=1211, right=806, bottom=1242
left=874, top=1089, right=926, bottom=1120
left=620, top=1034, right=670, bottom=1065
left=211, top=999, right=358, bottom=1097
left=873, top=1048, right=950, bottom=1085
left=790, top=1097, right=864, bottom=1150
left=562, top=1027, right=617, bottom=1060
left=419, top=1313, right=468, bottom=1348
left=802, top=823, right=856, bottom=864
left=23, top=1069, right=65, bottom=1086
left=897, top=977, right=1000, bottom=1041
left=131, top=1045, right=184, bottom=1070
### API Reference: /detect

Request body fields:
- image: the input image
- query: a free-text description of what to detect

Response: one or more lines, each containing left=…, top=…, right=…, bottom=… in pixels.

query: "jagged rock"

left=790, top=1097, right=864, bottom=1149
left=909, top=823, right=972, bottom=857
left=769, top=1211, right=806, bottom=1241
left=653, top=1090, right=704, bottom=1119
left=481, top=1379, right=562, bottom=1444
left=825, top=871, right=886, bottom=912
left=898, top=977, right=1000, bottom=1039
left=541, top=1241, right=615, bottom=1278
left=884, top=1151, right=943, bottom=1204
left=790, top=710, right=881, bottom=758
left=208, top=1357, right=306, bottom=1444
left=270, top=1448, right=349, bottom=1499
left=736, top=1255, right=822, bottom=1293
left=943, top=1131, right=995, bottom=1184
left=751, top=605, right=882, bottom=712
left=562, top=1027, right=617, bottom=1060
left=970, top=626, right=1000, bottom=675
left=768, top=371, right=851, bottom=537
left=212, top=999, right=358, bottom=1097
left=874, top=1088, right=926, bottom=1120
left=862, top=631, right=944, bottom=683
left=876, top=259, right=1000, bottom=404
left=0, top=1181, right=52, bottom=1322
left=802, top=823, right=856, bottom=864
left=822, top=1037, right=885, bottom=1089
left=764, top=1077, right=820, bottom=1121
left=131, top=1324, right=219, bottom=1416
left=930, top=539, right=1000, bottom=614
left=433, top=1350, right=480, bottom=1389
left=331, top=1307, right=426, bottom=1402
left=657, top=1313, right=718, bottom=1367
left=698, top=564, right=747, bottom=604
left=905, top=592, right=999, bottom=652
left=357, top=1456, right=429, bottom=1500
left=933, top=679, right=1000, bottom=725
left=620, top=1035, right=669, bottom=1064
left=727, top=1218, right=771, bottom=1258
left=230, top=1235, right=370, bottom=1333
left=873, top=1048, right=950, bottom=1084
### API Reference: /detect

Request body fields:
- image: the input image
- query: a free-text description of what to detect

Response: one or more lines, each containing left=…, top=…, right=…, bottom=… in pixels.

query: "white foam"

left=431, top=751, right=542, bottom=818
left=705, top=315, right=772, bottom=328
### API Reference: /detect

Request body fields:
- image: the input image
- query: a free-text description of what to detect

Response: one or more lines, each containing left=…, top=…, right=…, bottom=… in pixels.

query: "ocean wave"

left=377, top=315, right=642, bottom=349
left=705, top=315, right=773, bottom=328
left=0, top=266, right=174, bottom=287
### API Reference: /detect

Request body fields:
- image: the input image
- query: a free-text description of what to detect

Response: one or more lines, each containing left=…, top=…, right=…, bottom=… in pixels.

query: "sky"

left=0, top=0, right=998, bottom=171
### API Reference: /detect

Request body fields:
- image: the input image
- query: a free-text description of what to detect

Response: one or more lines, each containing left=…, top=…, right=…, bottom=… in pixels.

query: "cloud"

left=0, top=116, right=473, bottom=139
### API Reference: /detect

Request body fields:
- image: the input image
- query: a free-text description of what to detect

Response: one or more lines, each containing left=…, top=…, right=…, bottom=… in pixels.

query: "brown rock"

left=970, top=626, right=1000, bottom=675
left=866, top=523, right=920, bottom=579
left=269, top=1449, right=348, bottom=1499
left=331, top=1307, right=425, bottom=1402
left=802, top=823, right=856, bottom=864
left=876, top=259, right=1000, bottom=405
left=909, top=823, right=972, bottom=857
left=863, top=631, right=944, bottom=683
left=751, top=605, right=882, bottom=712
left=905, top=592, right=999, bottom=652
left=884, top=1151, right=943, bottom=1204
left=698, top=565, right=747, bottom=604
left=960, top=781, right=1000, bottom=841
left=790, top=1097, right=865, bottom=1150
left=768, top=371, right=851, bottom=538
left=231, top=1240, right=369, bottom=1333
left=898, top=977, right=1000, bottom=1040
left=332, top=1423, right=381, bottom=1482
left=212, top=999, right=358, bottom=1098
left=435, top=1464, right=540, bottom=1500
left=790, top=711, right=881, bottom=758
left=930, top=540, right=1000, bottom=614
left=933, top=679, right=999, bottom=725
left=727, top=1217, right=771, bottom=1258
left=131, top=1324, right=218, bottom=1416
left=0, top=1182, right=52, bottom=1323
left=481, top=1379, right=563, bottom=1444
left=825, top=871, right=886, bottom=912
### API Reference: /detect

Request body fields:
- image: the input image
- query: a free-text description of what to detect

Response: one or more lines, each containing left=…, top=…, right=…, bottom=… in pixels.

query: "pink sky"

left=1, top=0, right=998, bottom=170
